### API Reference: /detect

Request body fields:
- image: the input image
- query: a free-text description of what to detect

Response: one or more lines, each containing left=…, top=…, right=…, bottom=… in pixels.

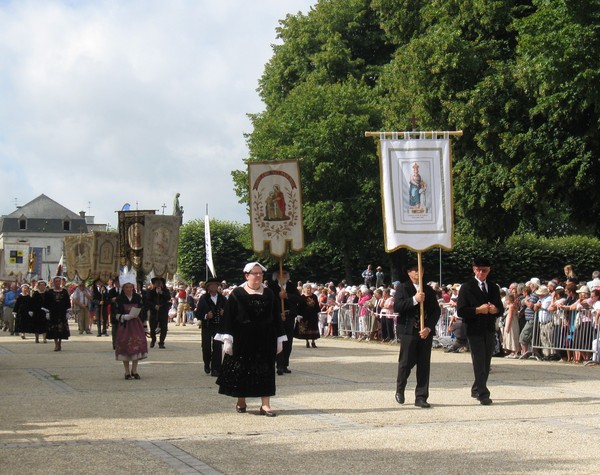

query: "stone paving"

left=1, top=323, right=599, bottom=474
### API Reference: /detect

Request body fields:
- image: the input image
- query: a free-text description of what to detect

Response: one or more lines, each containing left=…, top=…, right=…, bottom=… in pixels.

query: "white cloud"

left=0, top=0, right=314, bottom=226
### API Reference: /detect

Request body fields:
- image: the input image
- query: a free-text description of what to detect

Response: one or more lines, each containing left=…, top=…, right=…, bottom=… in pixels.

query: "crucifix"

left=161, top=203, right=166, bottom=214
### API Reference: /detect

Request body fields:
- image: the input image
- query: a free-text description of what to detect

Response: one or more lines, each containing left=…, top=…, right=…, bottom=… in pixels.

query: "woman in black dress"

left=44, top=276, right=71, bottom=351
left=216, top=262, right=285, bottom=417
left=14, top=283, right=35, bottom=339
left=31, top=280, right=48, bottom=343
left=296, top=283, right=321, bottom=348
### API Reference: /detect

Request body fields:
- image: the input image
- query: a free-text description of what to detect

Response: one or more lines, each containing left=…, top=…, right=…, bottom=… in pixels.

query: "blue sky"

left=0, top=0, right=315, bottom=228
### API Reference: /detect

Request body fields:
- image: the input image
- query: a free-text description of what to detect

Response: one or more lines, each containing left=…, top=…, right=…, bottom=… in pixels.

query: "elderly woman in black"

left=216, top=262, right=286, bottom=417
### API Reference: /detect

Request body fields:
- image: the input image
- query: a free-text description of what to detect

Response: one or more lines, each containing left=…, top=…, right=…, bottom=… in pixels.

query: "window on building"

left=63, top=220, right=71, bottom=231
left=19, top=219, right=27, bottom=230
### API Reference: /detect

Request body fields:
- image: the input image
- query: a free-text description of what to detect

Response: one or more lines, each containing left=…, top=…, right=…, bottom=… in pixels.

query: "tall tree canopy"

left=233, top=0, right=600, bottom=282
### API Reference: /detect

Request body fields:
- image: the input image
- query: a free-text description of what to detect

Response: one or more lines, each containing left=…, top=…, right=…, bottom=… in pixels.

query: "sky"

left=0, top=0, right=315, bottom=229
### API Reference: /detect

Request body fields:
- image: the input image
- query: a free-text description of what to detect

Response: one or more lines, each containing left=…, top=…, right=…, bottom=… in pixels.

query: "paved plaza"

left=1, top=324, right=599, bottom=474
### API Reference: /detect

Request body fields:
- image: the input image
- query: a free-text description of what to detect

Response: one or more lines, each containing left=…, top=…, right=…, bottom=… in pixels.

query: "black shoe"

left=395, top=392, right=405, bottom=405
left=204, top=364, right=210, bottom=374
left=210, top=370, right=220, bottom=377
left=283, top=368, right=292, bottom=374
left=479, top=398, right=493, bottom=405
left=311, top=341, right=317, bottom=348
left=277, top=368, right=284, bottom=375
left=236, top=404, right=247, bottom=413
left=471, top=391, right=479, bottom=399
left=132, top=373, right=141, bottom=380
left=158, top=343, right=165, bottom=349
left=150, top=340, right=156, bottom=348
left=260, top=406, right=276, bottom=417
left=414, top=399, right=431, bottom=408
left=97, top=334, right=102, bottom=337
left=125, top=374, right=132, bottom=380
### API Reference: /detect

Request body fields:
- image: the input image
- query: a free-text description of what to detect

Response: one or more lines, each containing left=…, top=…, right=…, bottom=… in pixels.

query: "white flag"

left=379, top=138, right=454, bottom=251
left=205, top=212, right=216, bottom=278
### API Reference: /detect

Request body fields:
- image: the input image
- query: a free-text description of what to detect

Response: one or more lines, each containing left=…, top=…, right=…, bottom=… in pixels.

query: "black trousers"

left=467, top=332, right=495, bottom=399
left=150, top=313, right=168, bottom=344
left=201, top=323, right=223, bottom=372
left=276, top=316, right=295, bottom=370
left=396, top=332, right=433, bottom=400
left=96, top=305, right=109, bottom=335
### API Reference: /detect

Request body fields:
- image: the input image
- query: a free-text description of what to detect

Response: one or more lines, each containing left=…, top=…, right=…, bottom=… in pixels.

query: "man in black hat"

left=457, top=257, right=503, bottom=405
left=393, top=261, right=441, bottom=408
left=196, top=278, right=226, bottom=376
left=147, top=276, right=172, bottom=349
left=92, top=278, right=109, bottom=337
left=268, top=266, right=301, bottom=375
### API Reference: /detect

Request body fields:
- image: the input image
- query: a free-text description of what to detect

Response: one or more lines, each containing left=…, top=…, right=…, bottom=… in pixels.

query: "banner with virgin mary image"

left=379, top=138, right=454, bottom=251
left=248, top=160, right=304, bottom=258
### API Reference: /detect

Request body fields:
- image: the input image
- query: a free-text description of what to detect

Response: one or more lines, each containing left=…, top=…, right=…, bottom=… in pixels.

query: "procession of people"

left=4, top=256, right=600, bottom=418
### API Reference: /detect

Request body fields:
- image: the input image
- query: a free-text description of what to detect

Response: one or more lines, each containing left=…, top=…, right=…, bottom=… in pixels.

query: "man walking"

left=457, top=257, right=503, bottom=405
left=268, top=266, right=302, bottom=375
left=147, top=277, right=171, bottom=349
left=393, top=261, right=441, bottom=408
left=196, top=278, right=226, bottom=376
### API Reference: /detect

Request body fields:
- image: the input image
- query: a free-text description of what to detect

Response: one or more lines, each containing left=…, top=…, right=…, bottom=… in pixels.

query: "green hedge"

left=419, top=234, right=600, bottom=286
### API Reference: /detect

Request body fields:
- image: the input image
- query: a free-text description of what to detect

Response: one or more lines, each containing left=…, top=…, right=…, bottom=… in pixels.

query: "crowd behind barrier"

left=3, top=266, right=600, bottom=367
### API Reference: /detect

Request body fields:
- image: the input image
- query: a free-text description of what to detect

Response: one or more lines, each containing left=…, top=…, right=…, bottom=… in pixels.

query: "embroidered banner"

left=28, top=247, right=45, bottom=277
left=117, top=210, right=156, bottom=269
left=141, top=214, right=180, bottom=277
left=65, top=234, right=94, bottom=280
left=379, top=138, right=454, bottom=251
left=93, top=231, right=120, bottom=282
left=248, top=160, right=304, bottom=258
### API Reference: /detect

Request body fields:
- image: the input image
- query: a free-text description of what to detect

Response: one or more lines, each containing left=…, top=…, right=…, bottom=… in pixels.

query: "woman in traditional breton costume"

left=31, top=280, right=48, bottom=343
left=216, top=262, right=286, bottom=417
left=295, top=283, right=321, bottom=348
left=44, top=276, right=71, bottom=351
left=115, top=272, right=148, bottom=380
left=14, top=284, right=35, bottom=339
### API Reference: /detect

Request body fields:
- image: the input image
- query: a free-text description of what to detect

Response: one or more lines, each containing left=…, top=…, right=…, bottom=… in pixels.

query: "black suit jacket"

left=456, top=277, right=504, bottom=336
left=393, top=280, right=441, bottom=336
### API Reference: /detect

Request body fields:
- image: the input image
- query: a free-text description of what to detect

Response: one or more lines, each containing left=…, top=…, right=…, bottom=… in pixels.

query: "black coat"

left=456, top=277, right=504, bottom=336
left=196, top=291, right=227, bottom=330
left=393, top=280, right=441, bottom=336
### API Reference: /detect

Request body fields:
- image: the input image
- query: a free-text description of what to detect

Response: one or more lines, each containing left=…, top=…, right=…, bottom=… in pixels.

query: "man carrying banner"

left=457, top=257, right=503, bottom=405
left=268, top=266, right=301, bottom=375
left=393, top=261, right=441, bottom=408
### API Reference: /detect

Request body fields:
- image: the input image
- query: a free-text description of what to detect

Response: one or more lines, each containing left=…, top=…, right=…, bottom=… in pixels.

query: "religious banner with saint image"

left=379, top=138, right=454, bottom=251
left=141, top=214, right=180, bottom=277
left=93, top=231, right=120, bottom=282
left=65, top=234, right=94, bottom=280
left=117, top=210, right=156, bottom=269
left=248, top=160, right=304, bottom=257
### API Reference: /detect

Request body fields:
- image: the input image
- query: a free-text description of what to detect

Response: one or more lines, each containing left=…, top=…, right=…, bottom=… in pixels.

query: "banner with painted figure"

left=379, top=138, right=454, bottom=251
left=65, top=234, right=94, bottom=280
left=3, top=242, right=30, bottom=276
left=117, top=210, right=156, bottom=269
left=141, top=215, right=180, bottom=277
left=248, top=160, right=304, bottom=258
left=93, top=232, right=120, bottom=283
left=28, top=247, right=45, bottom=277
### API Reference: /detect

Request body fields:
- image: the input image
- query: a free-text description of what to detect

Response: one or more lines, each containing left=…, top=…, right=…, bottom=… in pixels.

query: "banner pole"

left=418, top=251, right=425, bottom=331
left=279, top=258, right=286, bottom=322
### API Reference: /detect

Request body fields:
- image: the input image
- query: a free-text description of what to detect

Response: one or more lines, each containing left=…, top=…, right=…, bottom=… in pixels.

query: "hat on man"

left=577, top=285, right=591, bottom=294
left=530, top=277, right=541, bottom=287
left=473, top=257, right=492, bottom=267
left=203, top=277, right=220, bottom=289
left=536, top=285, right=550, bottom=296
left=151, top=276, right=166, bottom=286
left=403, top=261, right=419, bottom=273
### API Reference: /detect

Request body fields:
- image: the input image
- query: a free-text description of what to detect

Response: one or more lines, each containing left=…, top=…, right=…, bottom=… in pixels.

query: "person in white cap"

left=44, top=276, right=71, bottom=352
left=215, top=262, right=286, bottom=417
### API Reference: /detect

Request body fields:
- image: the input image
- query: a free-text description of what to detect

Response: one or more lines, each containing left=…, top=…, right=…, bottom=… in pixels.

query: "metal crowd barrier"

left=532, top=308, right=599, bottom=358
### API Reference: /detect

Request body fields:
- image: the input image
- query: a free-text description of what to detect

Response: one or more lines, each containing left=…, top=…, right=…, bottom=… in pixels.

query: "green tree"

left=177, top=219, right=250, bottom=284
